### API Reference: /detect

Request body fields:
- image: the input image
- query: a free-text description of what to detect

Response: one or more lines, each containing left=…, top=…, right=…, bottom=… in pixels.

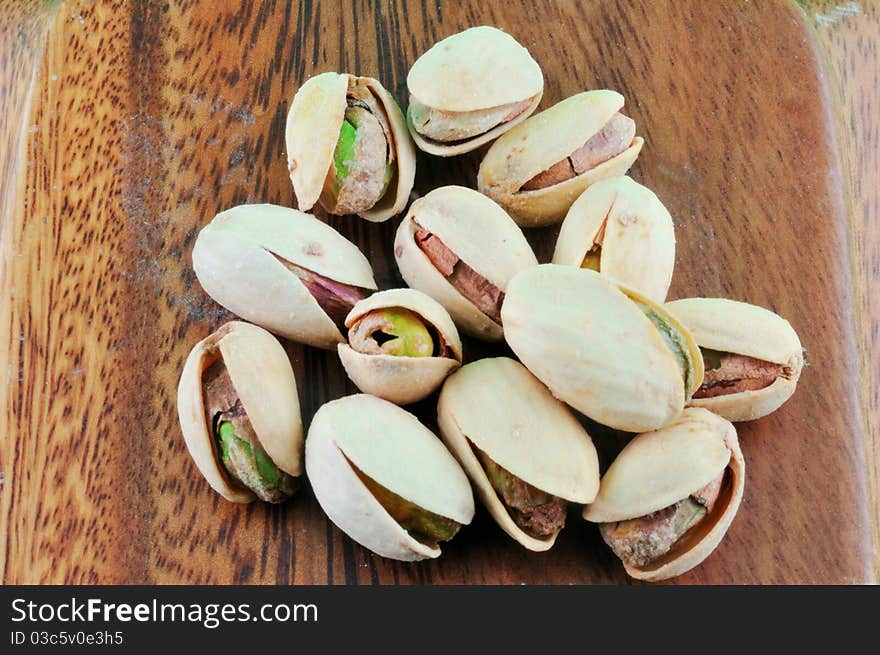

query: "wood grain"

left=0, top=0, right=875, bottom=584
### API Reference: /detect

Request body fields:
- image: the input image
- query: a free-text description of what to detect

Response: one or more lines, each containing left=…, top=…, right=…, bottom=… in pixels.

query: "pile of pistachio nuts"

left=176, top=26, right=804, bottom=581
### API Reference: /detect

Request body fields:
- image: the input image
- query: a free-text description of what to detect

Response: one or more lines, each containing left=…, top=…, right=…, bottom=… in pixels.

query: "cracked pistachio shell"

left=285, top=72, right=416, bottom=222
left=338, top=288, right=463, bottom=405
left=501, top=265, right=703, bottom=432
left=583, top=408, right=745, bottom=582
left=192, top=204, right=377, bottom=350
left=393, top=185, right=538, bottom=341
left=477, top=90, right=644, bottom=227
left=305, top=394, right=475, bottom=561
left=437, top=357, right=600, bottom=551
left=406, top=25, right=543, bottom=156
left=666, top=298, right=804, bottom=421
left=552, top=176, right=675, bottom=303
left=177, top=321, right=303, bottom=503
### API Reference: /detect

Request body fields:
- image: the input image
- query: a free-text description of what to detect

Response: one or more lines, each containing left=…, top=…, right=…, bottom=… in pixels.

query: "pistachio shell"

left=666, top=297, right=804, bottom=421
left=437, top=358, right=600, bottom=551
left=406, top=26, right=543, bottom=156
left=477, top=90, right=644, bottom=227
left=338, top=289, right=463, bottom=405
left=285, top=72, right=416, bottom=222
left=177, top=321, right=303, bottom=503
left=393, top=186, right=538, bottom=341
left=305, top=394, right=475, bottom=561
left=501, top=264, right=703, bottom=432
left=192, top=204, right=377, bottom=350
left=583, top=408, right=745, bottom=581
left=552, top=176, right=675, bottom=303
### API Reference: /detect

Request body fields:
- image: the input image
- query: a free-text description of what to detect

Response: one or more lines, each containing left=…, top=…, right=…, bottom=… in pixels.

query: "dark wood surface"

left=1, top=0, right=877, bottom=584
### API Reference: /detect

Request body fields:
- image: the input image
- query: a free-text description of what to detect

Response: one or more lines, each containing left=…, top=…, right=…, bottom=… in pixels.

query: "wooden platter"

left=1, top=0, right=877, bottom=584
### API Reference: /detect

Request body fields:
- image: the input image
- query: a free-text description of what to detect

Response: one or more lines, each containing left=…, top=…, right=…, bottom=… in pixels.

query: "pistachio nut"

left=337, top=288, right=463, bottom=405
left=437, top=358, right=599, bottom=551
left=177, top=321, right=303, bottom=503
left=285, top=72, right=416, bottom=222
left=665, top=298, right=804, bottom=421
left=393, top=185, right=538, bottom=341
left=552, top=176, right=675, bottom=303
left=583, top=408, right=745, bottom=581
left=501, top=265, right=703, bottom=431
left=306, top=394, right=475, bottom=561
left=406, top=26, right=543, bottom=156
left=477, top=90, right=644, bottom=227
left=192, top=204, right=377, bottom=350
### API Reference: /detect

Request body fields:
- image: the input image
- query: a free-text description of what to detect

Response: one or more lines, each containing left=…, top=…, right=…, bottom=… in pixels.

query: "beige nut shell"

left=177, top=321, right=303, bottom=503
left=665, top=297, right=804, bottom=422
left=305, top=394, right=475, bottom=561
left=501, top=265, right=702, bottom=432
left=583, top=408, right=745, bottom=581
left=285, top=72, right=416, bottom=222
left=477, top=90, right=644, bottom=227
left=393, top=185, right=538, bottom=341
left=337, top=288, right=463, bottom=405
left=192, top=204, right=377, bottom=350
left=552, top=176, right=675, bottom=303
left=406, top=26, right=543, bottom=156
left=437, top=357, right=600, bottom=551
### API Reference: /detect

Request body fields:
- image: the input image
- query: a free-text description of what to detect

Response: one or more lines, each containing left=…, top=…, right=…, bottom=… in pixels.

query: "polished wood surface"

left=1, top=0, right=876, bottom=584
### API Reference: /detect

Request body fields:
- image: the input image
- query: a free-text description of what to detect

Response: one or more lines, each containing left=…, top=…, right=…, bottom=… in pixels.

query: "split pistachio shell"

left=552, top=176, right=675, bottom=303
left=177, top=321, right=303, bottom=503
left=583, top=408, right=745, bottom=581
left=406, top=26, right=543, bottom=156
left=477, top=90, right=644, bottom=227
left=286, top=72, right=416, bottom=222
left=192, top=204, right=377, bottom=350
left=393, top=185, right=538, bottom=341
left=665, top=298, right=804, bottom=421
left=437, top=357, right=600, bottom=551
left=338, top=289, right=463, bottom=405
left=501, top=265, right=703, bottom=432
left=306, top=394, right=475, bottom=561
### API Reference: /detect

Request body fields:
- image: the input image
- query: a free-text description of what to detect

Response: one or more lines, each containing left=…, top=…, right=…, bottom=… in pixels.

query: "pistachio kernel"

left=346, top=455, right=461, bottom=547
left=474, top=445, right=567, bottom=538
left=204, top=361, right=298, bottom=503
left=321, top=81, right=395, bottom=214
left=599, top=470, right=725, bottom=568
left=521, top=112, right=636, bottom=191
left=348, top=307, right=441, bottom=357
left=694, top=348, right=791, bottom=399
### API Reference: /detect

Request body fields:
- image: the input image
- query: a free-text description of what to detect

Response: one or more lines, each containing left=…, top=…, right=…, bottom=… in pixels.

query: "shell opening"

left=409, top=94, right=537, bottom=145
left=268, top=250, right=371, bottom=328
left=520, top=113, right=636, bottom=192
left=628, top=297, right=694, bottom=393
left=348, top=307, right=449, bottom=358
left=694, top=348, right=791, bottom=399
left=340, top=449, right=461, bottom=548
left=580, top=212, right=609, bottom=271
left=413, top=223, right=504, bottom=323
left=320, top=80, right=396, bottom=215
left=470, top=440, right=567, bottom=539
left=599, top=468, right=727, bottom=570
left=203, top=357, right=298, bottom=503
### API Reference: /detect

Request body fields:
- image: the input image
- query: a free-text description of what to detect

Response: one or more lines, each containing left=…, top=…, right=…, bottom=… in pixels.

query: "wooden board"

left=1, top=0, right=877, bottom=584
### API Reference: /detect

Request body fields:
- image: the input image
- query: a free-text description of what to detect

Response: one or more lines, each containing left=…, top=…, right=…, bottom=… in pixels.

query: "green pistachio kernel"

left=216, top=420, right=296, bottom=503
left=348, top=457, right=460, bottom=547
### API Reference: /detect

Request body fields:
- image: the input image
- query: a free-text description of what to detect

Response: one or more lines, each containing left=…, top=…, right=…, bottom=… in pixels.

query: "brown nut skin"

left=177, top=321, right=303, bottom=503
